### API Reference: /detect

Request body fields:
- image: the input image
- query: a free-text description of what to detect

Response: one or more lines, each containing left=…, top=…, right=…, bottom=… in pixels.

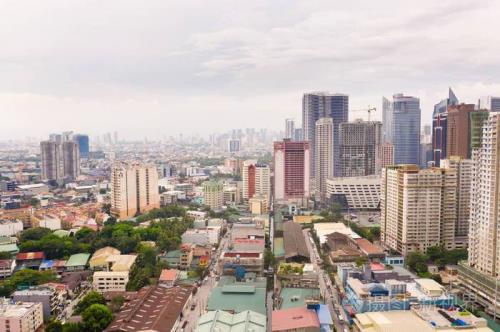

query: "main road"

left=303, top=229, right=349, bottom=332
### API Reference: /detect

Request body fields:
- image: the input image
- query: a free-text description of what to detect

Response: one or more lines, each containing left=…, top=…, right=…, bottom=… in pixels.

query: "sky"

left=1, top=0, right=500, bottom=140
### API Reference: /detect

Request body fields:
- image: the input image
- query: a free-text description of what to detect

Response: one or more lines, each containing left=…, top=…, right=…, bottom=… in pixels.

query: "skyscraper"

left=274, top=140, right=310, bottom=201
left=202, top=180, right=224, bottom=211
left=73, top=134, right=89, bottom=159
left=242, top=160, right=270, bottom=201
left=314, top=118, right=333, bottom=199
left=285, top=119, right=295, bottom=140
left=62, top=141, right=80, bottom=180
left=458, top=113, right=500, bottom=316
left=293, top=128, right=303, bottom=141
left=382, top=94, right=421, bottom=165
left=41, top=141, right=62, bottom=182
left=302, top=92, right=348, bottom=177
left=110, top=162, right=160, bottom=219
left=478, top=96, right=500, bottom=112
left=446, top=104, right=475, bottom=159
left=338, top=120, right=382, bottom=177
left=380, top=165, right=461, bottom=255
left=432, top=112, right=448, bottom=167
left=379, top=142, right=394, bottom=169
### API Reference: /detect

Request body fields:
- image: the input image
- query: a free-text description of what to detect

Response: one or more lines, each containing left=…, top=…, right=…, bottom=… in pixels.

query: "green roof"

left=195, top=310, right=266, bottom=332
left=207, top=278, right=267, bottom=315
left=0, top=236, right=16, bottom=245
left=165, top=250, right=181, bottom=258
left=0, top=243, right=19, bottom=254
left=53, top=230, right=70, bottom=238
left=279, top=287, right=321, bottom=309
left=65, top=253, right=90, bottom=267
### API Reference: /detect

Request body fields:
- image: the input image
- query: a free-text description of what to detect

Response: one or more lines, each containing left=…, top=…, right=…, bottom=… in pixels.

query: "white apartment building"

left=181, top=228, right=220, bottom=246
left=93, top=271, right=129, bottom=292
left=380, top=165, right=460, bottom=255
left=326, top=176, right=381, bottom=210
left=242, top=160, right=270, bottom=201
left=0, top=219, right=23, bottom=237
left=315, top=118, right=333, bottom=199
left=0, top=301, right=43, bottom=332
left=32, top=214, right=61, bottom=230
left=110, top=162, right=160, bottom=219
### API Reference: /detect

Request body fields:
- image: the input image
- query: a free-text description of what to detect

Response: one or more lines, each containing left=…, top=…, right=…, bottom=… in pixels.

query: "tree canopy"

left=81, top=304, right=113, bottom=332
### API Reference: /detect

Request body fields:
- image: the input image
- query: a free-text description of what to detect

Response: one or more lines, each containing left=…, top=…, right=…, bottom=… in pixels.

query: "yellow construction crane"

left=349, top=106, right=377, bottom=121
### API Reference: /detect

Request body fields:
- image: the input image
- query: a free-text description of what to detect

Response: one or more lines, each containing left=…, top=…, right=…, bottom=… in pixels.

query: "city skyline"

left=2, top=0, right=500, bottom=139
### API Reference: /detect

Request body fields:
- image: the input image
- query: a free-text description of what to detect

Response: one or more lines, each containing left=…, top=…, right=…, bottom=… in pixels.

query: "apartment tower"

left=274, top=140, right=310, bottom=201
left=110, top=162, right=160, bottom=219
left=314, top=118, right=333, bottom=199
left=242, top=160, right=270, bottom=201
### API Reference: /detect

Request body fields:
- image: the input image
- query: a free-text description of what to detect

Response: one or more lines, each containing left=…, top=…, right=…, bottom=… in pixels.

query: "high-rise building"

left=381, top=165, right=463, bottom=255
left=440, top=157, right=472, bottom=240
left=242, top=160, right=270, bottom=201
left=314, top=118, right=333, bottom=199
left=458, top=113, right=500, bottom=317
left=338, top=120, right=382, bottom=177
left=110, top=162, right=160, bottom=219
left=446, top=104, right=475, bottom=159
left=294, top=128, right=303, bottom=141
left=61, top=141, right=80, bottom=180
left=41, top=141, right=62, bottom=182
left=431, top=89, right=459, bottom=167
left=0, top=301, right=44, bottom=332
left=478, top=96, right=500, bottom=112
left=228, top=139, right=241, bottom=153
left=302, top=92, right=348, bottom=177
left=202, top=180, right=224, bottom=211
left=379, top=142, right=394, bottom=168
left=285, top=119, right=295, bottom=140
left=73, top=134, right=89, bottom=159
left=274, top=140, right=310, bottom=201
left=382, top=94, right=421, bottom=165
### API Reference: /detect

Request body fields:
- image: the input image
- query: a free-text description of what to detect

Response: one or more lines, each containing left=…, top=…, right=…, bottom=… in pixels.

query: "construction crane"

left=349, top=106, right=377, bottom=121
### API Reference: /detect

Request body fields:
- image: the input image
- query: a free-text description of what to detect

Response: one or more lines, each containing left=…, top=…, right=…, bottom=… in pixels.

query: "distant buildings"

left=228, top=139, right=241, bottom=153
left=302, top=92, right=348, bottom=177
left=432, top=88, right=459, bottom=167
left=285, top=118, right=295, bottom=140
left=338, top=120, right=382, bottom=177
left=478, top=95, right=500, bottom=111
left=274, top=140, right=310, bottom=202
left=73, top=134, right=89, bottom=159
left=314, top=118, right=333, bottom=199
left=379, top=142, right=394, bottom=168
left=382, top=94, right=421, bottom=165
left=381, top=165, right=467, bottom=255
left=110, top=162, right=160, bottom=219
left=202, top=180, right=224, bottom=211
left=446, top=104, right=475, bottom=159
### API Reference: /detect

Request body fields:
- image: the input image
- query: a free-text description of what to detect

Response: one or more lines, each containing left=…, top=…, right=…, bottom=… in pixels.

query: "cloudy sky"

left=1, top=0, right=500, bottom=140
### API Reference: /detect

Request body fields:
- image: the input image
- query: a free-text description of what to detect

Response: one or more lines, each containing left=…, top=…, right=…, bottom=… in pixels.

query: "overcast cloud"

left=1, top=0, right=500, bottom=139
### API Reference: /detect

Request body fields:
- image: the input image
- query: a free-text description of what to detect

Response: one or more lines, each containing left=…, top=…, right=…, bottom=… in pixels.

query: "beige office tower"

left=458, top=113, right=500, bottom=317
left=440, top=156, right=472, bottom=246
left=314, top=118, right=333, bottom=200
left=203, top=180, right=224, bottom=211
left=381, top=165, right=460, bottom=255
left=111, top=162, right=160, bottom=219
left=242, top=160, right=270, bottom=201
left=41, top=141, right=62, bottom=181
left=62, top=141, right=80, bottom=180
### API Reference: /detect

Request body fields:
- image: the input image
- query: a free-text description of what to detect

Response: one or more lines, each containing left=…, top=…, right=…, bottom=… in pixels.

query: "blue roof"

left=317, top=304, right=333, bottom=325
left=40, top=260, right=54, bottom=269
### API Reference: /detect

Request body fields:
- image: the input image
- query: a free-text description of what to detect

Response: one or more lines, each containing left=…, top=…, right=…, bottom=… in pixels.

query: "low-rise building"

left=326, top=176, right=381, bottom=210
left=65, top=253, right=90, bottom=271
left=277, top=263, right=318, bottom=289
left=105, top=254, right=137, bottom=272
left=89, top=246, right=121, bottom=270
left=283, top=222, right=310, bottom=263
left=159, top=269, right=179, bottom=287
left=220, top=252, right=264, bottom=276
left=105, top=285, right=193, bottom=332
left=15, top=251, right=45, bottom=270
left=182, top=227, right=220, bottom=246
left=0, top=301, right=44, bottom=332
left=0, top=259, right=15, bottom=278
left=249, top=195, right=269, bottom=215
left=353, top=307, right=492, bottom=332
left=31, top=214, right=61, bottom=230
left=12, top=285, right=65, bottom=320
left=0, top=219, right=23, bottom=237
left=180, top=244, right=194, bottom=270
left=93, top=271, right=129, bottom=292
left=272, top=307, right=320, bottom=332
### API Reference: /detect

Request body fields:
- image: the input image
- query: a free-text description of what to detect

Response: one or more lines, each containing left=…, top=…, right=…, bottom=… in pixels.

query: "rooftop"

left=207, top=277, right=267, bottom=314
left=279, top=287, right=321, bottom=309
left=106, top=254, right=137, bottom=272
left=105, top=285, right=193, bottom=332
left=159, top=269, right=178, bottom=282
left=272, top=307, right=320, bottom=331
left=65, top=253, right=91, bottom=267
left=195, top=310, right=266, bottom=332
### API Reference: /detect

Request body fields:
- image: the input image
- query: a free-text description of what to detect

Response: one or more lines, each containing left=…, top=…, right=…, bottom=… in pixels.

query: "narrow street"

left=303, top=229, right=349, bottom=332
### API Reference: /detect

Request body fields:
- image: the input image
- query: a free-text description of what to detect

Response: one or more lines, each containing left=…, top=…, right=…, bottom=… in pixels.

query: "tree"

left=406, top=251, right=428, bottom=273
left=45, top=321, right=63, bottom=332
left=109, top=295, right=125, bottom=312
left=0, top=269, right=57, bottom=297
left=75, top=291, right=106, bottom=314
left=30, top=197, right=40, bottom=207
left=81, top=304, right=113, bottom=332
left=20, top=227, right=52, bottom=242
left=62, top=323, right=82, bottom=332
left=264, top=249, right=276, bottom=269
left=355, top=256, right=368, bottom=267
